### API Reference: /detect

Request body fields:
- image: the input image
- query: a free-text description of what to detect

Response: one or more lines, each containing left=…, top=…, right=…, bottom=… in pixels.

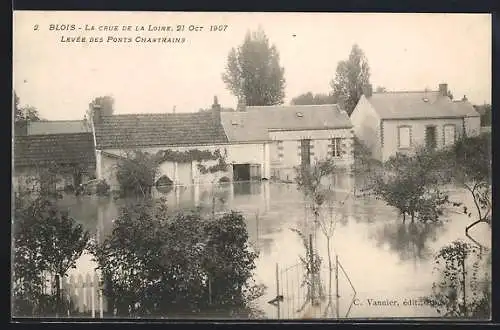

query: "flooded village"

left=12, top=12, right=491, bottom=320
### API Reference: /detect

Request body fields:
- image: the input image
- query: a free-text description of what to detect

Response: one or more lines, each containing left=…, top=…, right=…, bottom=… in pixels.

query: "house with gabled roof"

left=350, top=83, right=481, bottom=162
left=221, top=104, right=354, bottom=182
left=13, top=132, right=96, bottom=193
left=91, top=97, right=355, bottom=190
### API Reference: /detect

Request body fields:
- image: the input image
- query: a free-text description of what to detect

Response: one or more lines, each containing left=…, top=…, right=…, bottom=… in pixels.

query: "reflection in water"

left=54, top=180, right=490, bottom=319
left=371, top=221, right=444, bottom=262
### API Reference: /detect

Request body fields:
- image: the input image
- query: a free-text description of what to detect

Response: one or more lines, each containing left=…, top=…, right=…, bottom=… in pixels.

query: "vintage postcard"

left=12, top=11, right=492, bottom=320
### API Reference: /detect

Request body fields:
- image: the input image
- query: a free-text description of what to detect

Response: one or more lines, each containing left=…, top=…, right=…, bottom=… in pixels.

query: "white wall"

left=97, top=142, right=267, bottom=189
left=350, top=95, right=383, bottom=161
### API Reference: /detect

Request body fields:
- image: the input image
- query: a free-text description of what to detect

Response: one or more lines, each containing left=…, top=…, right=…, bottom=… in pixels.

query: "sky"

left=13, top=12, right=491, bottom=120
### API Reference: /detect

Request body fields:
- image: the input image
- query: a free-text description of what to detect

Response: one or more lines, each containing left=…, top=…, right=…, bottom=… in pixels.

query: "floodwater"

left=57, top=175, right=491, bottom=319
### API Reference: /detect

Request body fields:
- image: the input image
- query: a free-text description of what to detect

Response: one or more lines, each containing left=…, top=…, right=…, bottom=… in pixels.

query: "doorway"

left=425, top=126, right=437, bottom=150
left=233, top=164, right=251, bottom=181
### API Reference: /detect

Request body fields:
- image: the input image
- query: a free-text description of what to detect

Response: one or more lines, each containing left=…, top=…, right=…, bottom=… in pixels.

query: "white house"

left=221, top=104, right=355, bottom=183
left=350, top=83, right=481, bottom=162
left=91, top=98, right=355, bottom=190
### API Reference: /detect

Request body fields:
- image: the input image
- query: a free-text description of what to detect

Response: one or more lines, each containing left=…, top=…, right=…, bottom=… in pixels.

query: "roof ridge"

left=373, top=90, right=439, bottom=94
left=104, top=112, right=208, bottom=118
left=247, top=104, right=339, bottom=108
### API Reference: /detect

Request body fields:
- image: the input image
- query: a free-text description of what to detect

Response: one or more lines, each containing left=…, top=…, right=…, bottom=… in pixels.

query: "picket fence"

left=43, top=270, right=108, bottom=317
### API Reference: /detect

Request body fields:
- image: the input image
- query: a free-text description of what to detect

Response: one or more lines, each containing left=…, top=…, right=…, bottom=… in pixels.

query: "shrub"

left=96, top=179, right=110, bottom=196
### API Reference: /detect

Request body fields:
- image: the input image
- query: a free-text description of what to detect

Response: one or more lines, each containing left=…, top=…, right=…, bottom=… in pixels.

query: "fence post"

left=276, top=263, right=280, bottom=319
left=335, top=255, right=339, bottom=318
left=309, top=234, right=316, bottom=306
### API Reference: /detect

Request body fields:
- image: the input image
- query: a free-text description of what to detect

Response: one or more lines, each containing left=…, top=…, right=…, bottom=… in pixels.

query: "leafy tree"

left=290, top=92, right=337, bottom=105
left=440, top=133, right=491, bottom=235
left=330, top=44, right=371, bottom=116
left=115, top=150, right=160, bottom=198
left=473, top=104, right=492, bottom=127
left=424, top=240, right=491, bottom=318
left=13, top=91, right=42, bottom=123
left=222, top=27, right=286, bottom=106
left=91, top=200, right=263, bottom=317
left=13, top=193, right=90, bottom=316
left=372, top=148, right=451, bottom=223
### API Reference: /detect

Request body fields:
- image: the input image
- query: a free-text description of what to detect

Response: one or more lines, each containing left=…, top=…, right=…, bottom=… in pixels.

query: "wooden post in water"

left=335, top=255, right=339, bottom=318
left=276, top=263, right=280, bottom=319
left=309, top=234, right=315, bottom=306
left=91, top=278, right=95, bottom=318
left=208, top=276, right=212, bottom=305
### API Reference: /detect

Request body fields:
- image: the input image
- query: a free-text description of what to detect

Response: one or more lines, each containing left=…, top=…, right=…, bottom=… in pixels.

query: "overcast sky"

left=13, top=12, right=491, bottom=120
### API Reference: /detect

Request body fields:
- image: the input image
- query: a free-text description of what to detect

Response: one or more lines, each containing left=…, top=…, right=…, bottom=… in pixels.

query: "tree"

left=91, top=200, right=263, bottom=317
left=14, top=91, right=42, bottom=123
left=424, top=240, right=491, bottom=318
left=375, top=86, right=387, bottom=93
left=440, top=133, right=491, bottom=236
left=115, top=150, right=160, bottom=198
left=222, top=27, right=286, bottom=106
left=473, top=104, right=491, bottom=127
left=372, top=148, right=451, bottom=223
left=330, top=44, right=371, bottom=116
left=13, top=193, right=90, bottom=316
left=290, top=92, right=337, bottom=105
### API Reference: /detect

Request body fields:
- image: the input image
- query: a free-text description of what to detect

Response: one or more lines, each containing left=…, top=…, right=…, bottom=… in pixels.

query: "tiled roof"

left=366, top=91, right=480, bottom=120
left=94, top=112, right=229, bottom=149
left=28, top=120, right=90, bottom=135
left=221, top=104, right=352, bottom=142
left=14, top=133, right=96, bottom=168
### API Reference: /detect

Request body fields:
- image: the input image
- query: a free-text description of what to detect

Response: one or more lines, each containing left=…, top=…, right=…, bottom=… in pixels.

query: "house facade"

left=92, top=99, right=355, bottom=190
left=13, top=131, right=96, bottom=193
left=221, top=104, right=355, bottom=183
left=350, top=83, right=481, bottom=162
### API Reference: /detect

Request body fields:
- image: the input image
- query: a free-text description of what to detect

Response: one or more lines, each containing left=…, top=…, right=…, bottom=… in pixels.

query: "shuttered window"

left=443, top=125, right=456, bottom=146
left=331, top=138, right=343, bottom=157
left=398, top=126, right=411, bottom=148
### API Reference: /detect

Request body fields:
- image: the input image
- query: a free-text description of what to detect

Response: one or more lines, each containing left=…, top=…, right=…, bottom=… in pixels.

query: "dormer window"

left=296, top=112, right=303, bottom=117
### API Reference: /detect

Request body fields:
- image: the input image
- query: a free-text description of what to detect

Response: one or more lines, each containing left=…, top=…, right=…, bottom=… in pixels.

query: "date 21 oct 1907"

left=36, top=24, right=229, bottom=32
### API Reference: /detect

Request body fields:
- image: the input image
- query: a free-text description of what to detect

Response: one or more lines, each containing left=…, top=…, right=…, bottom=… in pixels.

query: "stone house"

left=350, top=83, right=481, bottom=162
left=91, top=98, right=355, bottom=190
left=13, top=132, right=96, bottom=193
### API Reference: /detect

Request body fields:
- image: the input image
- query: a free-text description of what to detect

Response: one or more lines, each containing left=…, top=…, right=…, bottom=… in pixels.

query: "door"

left=425, top=126, right=437, bottom=150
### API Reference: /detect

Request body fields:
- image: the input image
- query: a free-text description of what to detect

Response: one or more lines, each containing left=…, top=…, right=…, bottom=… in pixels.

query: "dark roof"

left=366, top=91, right=480, bottom=120
left=221, top=104, right=352, bottom=142
left=94, top=112, right=229, bottom=149
left=14, top=133, right=96, bottom=168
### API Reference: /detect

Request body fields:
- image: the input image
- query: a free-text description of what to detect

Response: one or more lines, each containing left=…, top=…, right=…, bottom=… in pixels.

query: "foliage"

left=222, top=27, right=286, bottom=106
left=155, top=149, right=220, bottom=163
left=330, top=44, right=371, bottom=116
left=13, top=195, right=90, bottom=316
left=91, top=200, right=262, bottom=317
left=294, top=159, right=337, bottom=218
left=438, top=133, right=491, bottom=232
left=115, top=150, right=160, bottom=198
left=290, top=92, right=337, bottom=106
left=95, top=179, right=111, bottom=196
left=424, top=240, right=491, bottom=318
left=373, top=148, right=451, bottom=223
left=14, top=91, right=42, bottom=123
left=473, top=104, right=491, bottom=127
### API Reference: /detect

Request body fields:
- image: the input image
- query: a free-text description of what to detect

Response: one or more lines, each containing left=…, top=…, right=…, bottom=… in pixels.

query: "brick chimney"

left=211, top=95, right=221, bottom=124
left=362, top=84, right=372, bottom=98
left=91, top=103, right=103, bottom=125
left=439, top=83, right=448, bottom=97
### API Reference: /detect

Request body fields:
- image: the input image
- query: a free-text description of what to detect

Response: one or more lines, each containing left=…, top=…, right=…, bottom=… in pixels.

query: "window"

left=300, top=139, right=311, bottom=166
left=443, top=125, right=456, bottom=146
left=277, top=140, right=284, bottom=162
left=398, top=126, right=411, bottom=148
left=425, top=126, right=437, bottom=150
left=331, top=138, right=343, bottom=157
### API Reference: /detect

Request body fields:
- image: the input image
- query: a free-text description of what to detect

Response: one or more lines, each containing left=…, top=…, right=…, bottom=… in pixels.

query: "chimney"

left=362, top=84, right=372, bottom=98
left=91, top=103, right=103, bottom=125
left=439, top=83, right=448, bottom=97
left=462, top=95, right=468, bottom=102
left=211, top=95, right=221, bottom=124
